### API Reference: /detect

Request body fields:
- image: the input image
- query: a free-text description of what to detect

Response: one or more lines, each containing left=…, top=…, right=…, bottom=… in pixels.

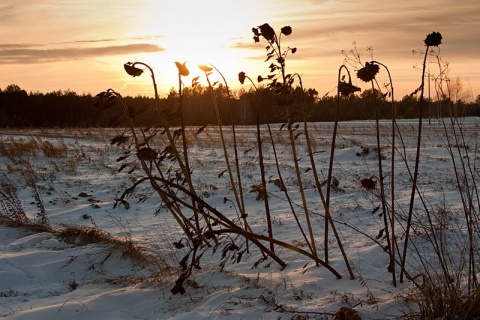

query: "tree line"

left=0, top=83, right=478, bottom=128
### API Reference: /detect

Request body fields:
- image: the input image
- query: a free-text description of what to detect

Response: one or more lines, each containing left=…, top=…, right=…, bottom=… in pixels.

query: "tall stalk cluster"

left=96, top=48, right=343, bottom=294
left=247, top=23, right=354, bottom=277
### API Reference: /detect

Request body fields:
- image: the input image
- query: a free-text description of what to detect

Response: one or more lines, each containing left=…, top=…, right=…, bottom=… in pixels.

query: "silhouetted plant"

left=252, top=23, right=319, bottom=259
left=321, top=65, right=360, bottom=278
left=98, top=58, right=344, bottom=295
left=174, top=61, right=191, bottom=172
left=96, top=88, right=198, bottom=243
left=239, top=71, right=273, bottom=252
left=400, top=31, right=443, bottom=283
left=342, top=44, right=401, bottom=284
left=211, top=64, right=248, bottom=249
left=400, top=37, right=480, bottom=317
left=197, top=64, right=250, bottom=244
left=239, top=71, right=298, bottom=253
left=293, top=71, right=354, bottom=278
left=356, top=60, right=396, bottom=285
left=174, top=61, right=201, bottom=231
left=374, top=60, right=397, bottom=286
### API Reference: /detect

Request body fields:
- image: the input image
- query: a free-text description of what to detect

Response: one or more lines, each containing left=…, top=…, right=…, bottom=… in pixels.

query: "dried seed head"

left=198, top=65, right=213, bottom=72
left=124, top=63, right=143, bottom=77
left=338, top=80, right=361, bottom=97
left=258, top=23, right=276, bottom=42
left=94, top=91, right=116, bottom=109
left=357, top=62, right=380, bottom=82
left=281, top=26, right=292, bottom=36
left=238, top=71, right=246, bottom=84
left=175, top=61, right=190, bottom=77
left=424, top=31, right=442, bottom=47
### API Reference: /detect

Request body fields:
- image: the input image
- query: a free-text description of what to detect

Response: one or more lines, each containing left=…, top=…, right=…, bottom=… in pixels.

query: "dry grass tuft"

left=0, top=137, right=39, bottom=160
left=0, top=216, right=172, bottom=280
left=408, top=278, right=480, bottom=319
left=0, top=137, right=68, bottom=160
left=40, top=140, right=68, bottom=157
left=0, top=215, right=50, bottom=233
left=55, top=224, right=155, bottom=266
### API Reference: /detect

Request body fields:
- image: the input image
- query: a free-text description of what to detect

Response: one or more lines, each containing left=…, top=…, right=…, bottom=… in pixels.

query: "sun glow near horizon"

left=122, top=0, right=268, bottom=96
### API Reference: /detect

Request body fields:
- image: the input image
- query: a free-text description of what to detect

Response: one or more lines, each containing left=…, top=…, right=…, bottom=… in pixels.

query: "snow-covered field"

left=0, top=118, right=479, bottom=319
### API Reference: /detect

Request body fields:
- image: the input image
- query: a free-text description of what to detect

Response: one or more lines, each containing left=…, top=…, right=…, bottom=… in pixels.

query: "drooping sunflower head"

left=356, top=62, right=380, bottom=83
left=238, top=72, right=246, bottom=84
left=124, top=63, right=143, bottom=77
left=424, top=31, right=442, bottom=47
left=175, top=62, right=190, bottom=77
left=338, top=80, right=361, bottom=97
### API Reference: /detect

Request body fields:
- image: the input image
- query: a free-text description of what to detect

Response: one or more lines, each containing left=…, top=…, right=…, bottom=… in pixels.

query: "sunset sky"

left=1, top=0, right=479, bottom=100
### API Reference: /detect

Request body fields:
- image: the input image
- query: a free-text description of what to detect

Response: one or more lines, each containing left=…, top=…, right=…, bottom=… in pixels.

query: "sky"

left=1, top=0, right=479, bottom=101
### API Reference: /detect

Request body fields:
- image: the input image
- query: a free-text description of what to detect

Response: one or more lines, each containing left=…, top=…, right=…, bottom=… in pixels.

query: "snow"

left=0, top=118, right=478, bottom=319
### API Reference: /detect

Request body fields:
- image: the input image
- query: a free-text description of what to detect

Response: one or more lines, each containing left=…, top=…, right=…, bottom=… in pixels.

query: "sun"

left=130, top=0, right=266, bottom=95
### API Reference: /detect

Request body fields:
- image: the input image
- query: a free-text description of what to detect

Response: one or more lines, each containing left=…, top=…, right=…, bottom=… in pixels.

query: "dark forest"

left=0, top=83, right=478, bottom=127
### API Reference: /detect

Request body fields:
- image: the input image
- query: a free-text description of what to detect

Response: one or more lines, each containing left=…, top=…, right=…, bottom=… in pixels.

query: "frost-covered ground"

left=0, top=118, right=479, bottom=319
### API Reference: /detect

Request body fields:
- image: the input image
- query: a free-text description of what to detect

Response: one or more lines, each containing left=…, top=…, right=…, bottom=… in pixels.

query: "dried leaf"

left=110, top=135, right=129, bottom=146
left=360, top=178, right=376, bottom=190
left=173, top=241, right=184, bottom=249
left=196, top=125, right=207, bottom=135
left=376, top=228, right=385, bottom=240
left=137, top=147, right=157, bottom=161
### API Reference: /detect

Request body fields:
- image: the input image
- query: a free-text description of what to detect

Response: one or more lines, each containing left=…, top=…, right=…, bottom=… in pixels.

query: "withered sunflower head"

left=238, top=72, right=246, bottom=84
left=175, top=61, right=190, bottom=77
left=338, top=80, right=361, bottom=97
left=124, top=63, right=143, bottom=77
left=357, top=62, right=380, bottom=83
left=94, top=91, right=117, bottom=110
left=424, top=31, right=442, bottom=47
left=281, top=26, right=292, bottom=36
left=198, top=65, right=213, bottom=73
left=258, top=23, right=276, bottom=42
